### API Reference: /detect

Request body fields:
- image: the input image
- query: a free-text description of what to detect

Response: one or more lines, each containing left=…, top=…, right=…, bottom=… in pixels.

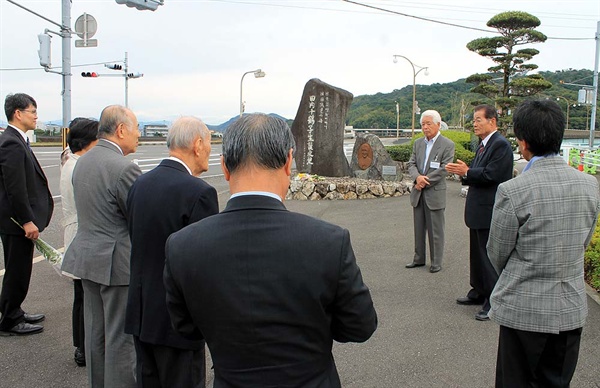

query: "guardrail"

left=562, top=145, right=600, bottom=175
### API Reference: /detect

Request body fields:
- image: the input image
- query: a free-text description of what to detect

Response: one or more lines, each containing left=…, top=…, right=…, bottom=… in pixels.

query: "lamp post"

left=555, top=96, right=573, bottom=130
left=395, top=101, right=400, bottom=138
left=240, top=69, right=266, bottom=117
left=393, top=55, right=428, bottom=137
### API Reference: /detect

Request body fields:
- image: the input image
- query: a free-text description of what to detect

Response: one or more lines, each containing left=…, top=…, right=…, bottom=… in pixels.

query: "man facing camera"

left=164, top=113, right=378, bottom=387
left=406, top=110, right=455, bottom=273
left=126, top=116, right=219, bottom=388
left=487, top=99, right=600, bottom=387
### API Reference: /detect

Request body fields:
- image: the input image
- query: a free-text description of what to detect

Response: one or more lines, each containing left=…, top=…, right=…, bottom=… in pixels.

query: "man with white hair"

left=405, top=110, right=455, bottom=273
left=126, top=116, right=218, bottom=388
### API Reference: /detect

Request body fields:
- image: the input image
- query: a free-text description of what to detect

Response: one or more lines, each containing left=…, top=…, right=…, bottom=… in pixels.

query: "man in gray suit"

left=406, top=110, right=455, bottom=273
left=487, top=99, right=600, bottom=387
left=64, top=105, right=142, bottom=388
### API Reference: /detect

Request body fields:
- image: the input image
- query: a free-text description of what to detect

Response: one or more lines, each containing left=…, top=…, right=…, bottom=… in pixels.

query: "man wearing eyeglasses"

left=0, top=93, right=53, bottom=336
left=446, top=104, right=513, bottom=321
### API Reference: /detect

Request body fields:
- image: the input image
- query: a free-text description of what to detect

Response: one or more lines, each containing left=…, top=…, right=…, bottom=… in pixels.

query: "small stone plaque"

left=382, top=165, right=397, bottom=175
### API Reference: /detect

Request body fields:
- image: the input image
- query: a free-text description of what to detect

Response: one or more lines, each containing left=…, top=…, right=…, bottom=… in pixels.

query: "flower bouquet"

left=11, top=218, right=63, bottom=276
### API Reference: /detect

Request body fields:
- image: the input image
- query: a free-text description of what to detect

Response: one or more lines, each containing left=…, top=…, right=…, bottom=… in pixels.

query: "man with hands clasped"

left=406, top=110, right=455, bottom=273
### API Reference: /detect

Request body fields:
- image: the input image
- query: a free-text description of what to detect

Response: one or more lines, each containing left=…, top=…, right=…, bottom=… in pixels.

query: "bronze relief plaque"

left=358, top=143, right=373, bottom=170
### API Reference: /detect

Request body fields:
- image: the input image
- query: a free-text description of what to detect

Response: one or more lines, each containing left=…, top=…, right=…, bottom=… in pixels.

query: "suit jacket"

left=487, top=156, right=600, bottom=334
left=0, top=126, right=53, bottom=235
left=125, top=159, right=219, bottom=349
left=164, top=195, right=377, bottom=388
left=63, top=139, right=142, bottom=286
left=407, top=134, right=455, bottom=209
left=462, top=131, right=513, bottom=229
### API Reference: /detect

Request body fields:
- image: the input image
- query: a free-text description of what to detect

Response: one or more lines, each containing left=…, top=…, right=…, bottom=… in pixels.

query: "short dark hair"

left=68, top=118, right=99, bottom=153
left=222, top=113, right=295, bottom=174
left=5, top=93, right=37, bottom=122
left=513, top=99, right=564, bottom=156
left=474, top=104, right=498, bottom=122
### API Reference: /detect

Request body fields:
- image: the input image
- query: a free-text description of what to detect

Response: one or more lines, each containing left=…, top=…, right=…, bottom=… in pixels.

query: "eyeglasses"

left=472, top=118, right=490, bottom=124
left=19, top=109, right=38, bottom=116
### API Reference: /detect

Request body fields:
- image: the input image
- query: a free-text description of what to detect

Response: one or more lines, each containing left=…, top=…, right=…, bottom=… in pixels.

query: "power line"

left=0, top=60, right=123, bottom=72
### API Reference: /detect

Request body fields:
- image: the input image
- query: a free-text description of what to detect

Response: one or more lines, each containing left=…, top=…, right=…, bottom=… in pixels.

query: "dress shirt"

left=8, top=124, right=29, bottom=143
left=423, top=131, right=441, bottom=172
left=230, top=191, right=282, bottom=202
left=167, top=156, right=192, bottom=175
left=522, top=153, right=559, bottom=173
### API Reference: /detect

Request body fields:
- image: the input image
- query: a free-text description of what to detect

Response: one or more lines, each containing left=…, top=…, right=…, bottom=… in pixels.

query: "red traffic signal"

left=81, top=72, right=98, bottom=77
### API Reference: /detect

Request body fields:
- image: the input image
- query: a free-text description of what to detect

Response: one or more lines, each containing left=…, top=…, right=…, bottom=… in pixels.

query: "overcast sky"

left=1, top=0, right=599, bottom=125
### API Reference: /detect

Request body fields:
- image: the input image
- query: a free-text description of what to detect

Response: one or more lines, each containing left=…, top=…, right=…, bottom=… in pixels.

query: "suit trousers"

left=468, top=228, right=498, bottom=312
left=72, top=279, right=85, bottom=349
left=412, top=195, right=445, bottom=267
left=133, top=336, right=206, bottom=388
left=496, top=325, right=582, bottom=388
left=0, top=233, right=34, bottom=330
left=82, top=279, right=136, bottom=388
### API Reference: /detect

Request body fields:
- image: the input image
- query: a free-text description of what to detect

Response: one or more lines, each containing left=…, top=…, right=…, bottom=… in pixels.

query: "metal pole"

left=124, top=52, right=129, bottom=108
left=240, top=70, right=259, bottom=117
left=589, top=21, right=599, bottom=148
left=411, top=75, right=417, bottom=136
left=61, top=0, right=71, bottom=131
left=396, top=101, right=399, bottom=138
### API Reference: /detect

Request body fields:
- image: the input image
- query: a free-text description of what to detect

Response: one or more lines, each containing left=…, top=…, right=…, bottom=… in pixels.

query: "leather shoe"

left=429, top=265, right=441, bottom=273
left=405, top=262, right=425, bottom=268
left=475, top=310, right=490, bottom=321
left=456, top=296, right=484, bottom=305
left=74, top=347, right=86, bottom=367
left=23, top=313, right=45, bottom=324
left=0, top=322, right=44, bottom=336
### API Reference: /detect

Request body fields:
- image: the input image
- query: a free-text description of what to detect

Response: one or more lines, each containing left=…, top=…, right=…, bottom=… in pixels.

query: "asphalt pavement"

left=1, top=177, right=599, bottom=387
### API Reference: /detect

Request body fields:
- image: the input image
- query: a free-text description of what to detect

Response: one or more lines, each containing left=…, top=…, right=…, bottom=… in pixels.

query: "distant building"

left=143, top=124, right=169, bottom=137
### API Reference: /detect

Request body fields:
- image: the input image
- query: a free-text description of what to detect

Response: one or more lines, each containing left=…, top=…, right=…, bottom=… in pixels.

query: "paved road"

left=1, top=178, right=599, bottom=387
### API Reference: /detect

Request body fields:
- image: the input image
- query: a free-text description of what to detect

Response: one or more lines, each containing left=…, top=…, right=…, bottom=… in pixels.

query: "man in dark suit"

left=406, top=110, right=455, bottom=273
left=126, top=116, right=218, bottom=388
left=0, top=93, right=53, bottom=336
left=446, top=104, right=513, bottom=321
left=164, top=113, right=377, bottom=387
left=64, top=105, right=141, bottom=387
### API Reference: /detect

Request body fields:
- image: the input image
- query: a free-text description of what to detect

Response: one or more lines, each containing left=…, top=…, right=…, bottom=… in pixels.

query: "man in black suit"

left=446, top=104, right=513, bottom=321
left=164, top=113, right=377, bottom=387
left=126, top=116, right=218, bottom=387
left=0, top=93, right=53, bottom=336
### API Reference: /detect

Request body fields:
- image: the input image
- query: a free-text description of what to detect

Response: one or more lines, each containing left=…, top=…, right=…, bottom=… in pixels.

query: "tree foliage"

left=466, top=11, right=552, bottom=133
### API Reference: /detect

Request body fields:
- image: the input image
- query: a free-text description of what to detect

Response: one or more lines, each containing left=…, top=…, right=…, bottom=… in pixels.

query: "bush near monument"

left=584, top=218, right=600, bottom=292
left=386, top=130, right=475, bottom=165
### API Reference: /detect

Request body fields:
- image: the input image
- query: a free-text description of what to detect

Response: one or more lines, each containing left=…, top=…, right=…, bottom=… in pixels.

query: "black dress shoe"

left=456, top=296, right=484, bottom=305
left=429, top=265, right=441, bottom=273
left=74, top=347, right=86, bottom=367
left=405, top=262, right=425, bottom=268
left=0, top=322, right=44, bottom=336
left=475, top=310, right=490, bottom=321
left=23, top=313, right=45, bottom=324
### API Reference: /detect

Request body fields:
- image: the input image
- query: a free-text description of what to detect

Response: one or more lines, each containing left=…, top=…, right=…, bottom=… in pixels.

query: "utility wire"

left=342, top=0, right=594, bottom=40
left=0, top=60, right=123, bottom=72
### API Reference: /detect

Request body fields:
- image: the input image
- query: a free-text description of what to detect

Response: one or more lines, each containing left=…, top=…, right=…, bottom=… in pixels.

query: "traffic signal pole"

left=7, top=0, right=72, bottom=130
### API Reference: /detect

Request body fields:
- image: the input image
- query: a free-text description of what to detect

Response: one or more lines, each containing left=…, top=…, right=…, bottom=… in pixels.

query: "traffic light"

left=127, top=73, right=143, bottom=79
left=105, top=64, right=123, bottom=70
left=115, top=0, right=159, bottom=11
left=81, top=72, right=98, bottom=77
left=38, top=33, right=51, bottom=67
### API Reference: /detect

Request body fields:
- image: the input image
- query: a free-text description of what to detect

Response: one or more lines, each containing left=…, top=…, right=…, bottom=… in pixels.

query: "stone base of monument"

left=287, top=174, right=411, bottom=200
left=350, top=133, right=404, bottom=181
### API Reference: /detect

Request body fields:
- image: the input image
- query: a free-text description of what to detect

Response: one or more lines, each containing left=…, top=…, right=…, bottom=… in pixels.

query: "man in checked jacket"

left=487, top=99, right=600, bottom=387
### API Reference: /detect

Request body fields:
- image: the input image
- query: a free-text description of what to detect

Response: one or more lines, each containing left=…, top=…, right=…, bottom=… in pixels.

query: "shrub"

left=387, top=144, right=412, bottom=162
left=584, top=217, right=600, bottom=291
left=386, top=130, right=475, bottom=164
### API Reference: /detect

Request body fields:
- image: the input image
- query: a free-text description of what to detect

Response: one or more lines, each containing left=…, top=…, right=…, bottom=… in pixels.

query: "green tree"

left=466, top=11, right=552, bottom=133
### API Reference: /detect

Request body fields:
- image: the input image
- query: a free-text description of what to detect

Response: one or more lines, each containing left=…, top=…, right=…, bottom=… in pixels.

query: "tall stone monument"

left=350, top=133, right=404, bottom=181
left=291, top=78, right=352, bottom=177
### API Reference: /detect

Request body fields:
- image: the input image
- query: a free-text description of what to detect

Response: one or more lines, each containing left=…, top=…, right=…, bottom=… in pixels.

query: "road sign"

left=75, top=39, right=98, bottom=48
left=74, top=13, right=97, bottom=39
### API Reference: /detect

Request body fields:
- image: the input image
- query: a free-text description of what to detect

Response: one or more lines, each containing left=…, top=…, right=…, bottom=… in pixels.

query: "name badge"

left=430, top=161, right=441, bottom=169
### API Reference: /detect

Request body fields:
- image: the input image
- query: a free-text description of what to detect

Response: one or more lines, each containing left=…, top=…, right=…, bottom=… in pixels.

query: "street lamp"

left=555, top=96, right=574, bottom=130
left=393, top=55, right=428, bottom=137
left=240, top=69, right=266, bottom=117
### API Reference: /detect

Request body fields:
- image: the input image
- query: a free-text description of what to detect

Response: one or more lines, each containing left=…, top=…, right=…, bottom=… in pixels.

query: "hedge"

left=386, top=130, right=475, bottom=165
left=585, top=217, right=600, bottom=291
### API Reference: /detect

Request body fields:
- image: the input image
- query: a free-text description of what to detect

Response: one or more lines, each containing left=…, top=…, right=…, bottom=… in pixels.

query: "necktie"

left=26, top=138, right=31, bottom=149
left=477, top=143, right=484, bottom=154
